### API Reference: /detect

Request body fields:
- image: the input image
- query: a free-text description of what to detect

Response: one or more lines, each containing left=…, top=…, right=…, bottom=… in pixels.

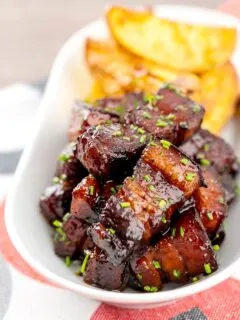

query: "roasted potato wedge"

left=107, top=6, right=237, bottom=72
left=86, top=38, right=200, bottom=93
left=201, top=62, right=239, bottom=133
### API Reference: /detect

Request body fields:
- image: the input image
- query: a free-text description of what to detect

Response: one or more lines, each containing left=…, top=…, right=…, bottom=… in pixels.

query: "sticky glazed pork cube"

left=39, top=182, right=72, bottom=224
left=130, top=206, right=217, bottom=291
left=100, top=141, right=202, bottom=247
left=180, top=129, right=239, bottom=175
left=88, top=222, right=133, bottom=264
left=124, top=86, right=204, bottom=145
left=56, top=142, right=88, bottom=187
left=154, top=86, right=205, bottom=144
left=193, top=170, right=227, bottom=237
left=71, top=175, right=101, bottom=223
left=83, top=247, right=129, bottom=291
left=54, top=214, right=88, bottom=258
left=75, top=123, right=146, bottom=180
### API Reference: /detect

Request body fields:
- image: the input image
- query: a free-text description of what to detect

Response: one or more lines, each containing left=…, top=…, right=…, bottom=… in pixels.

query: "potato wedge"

left=86, top=38, right=200, bottom=93
left=107, top=6, right=237, bottom=72
left=201, top=62, right=239, bottom=133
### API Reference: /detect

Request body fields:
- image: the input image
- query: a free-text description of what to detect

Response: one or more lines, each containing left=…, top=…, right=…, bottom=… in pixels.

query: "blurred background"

left=0, top=0, right=225, bottom=86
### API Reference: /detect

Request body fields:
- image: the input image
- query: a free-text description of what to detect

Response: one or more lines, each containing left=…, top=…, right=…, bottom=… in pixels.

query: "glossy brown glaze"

left=39, top=182, right=72, bottom=224
left=130, top=206, right=217, bottom=291
left=194, top=170, right=227, bottom=237
left=75, top=123, right=145, bottom=180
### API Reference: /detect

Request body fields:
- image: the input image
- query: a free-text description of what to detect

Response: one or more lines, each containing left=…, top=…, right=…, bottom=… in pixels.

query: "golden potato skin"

left=107, top=6, right=237, bottom=73
left=200, top=62, right=239, bottom=133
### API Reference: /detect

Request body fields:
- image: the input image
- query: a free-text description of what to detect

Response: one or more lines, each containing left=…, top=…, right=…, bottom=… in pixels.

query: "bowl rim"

left=5, top=4, right=240, bottom=305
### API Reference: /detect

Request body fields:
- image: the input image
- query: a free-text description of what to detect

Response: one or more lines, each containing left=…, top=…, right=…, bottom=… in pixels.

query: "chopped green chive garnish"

left=192, top=276, right=199, bottom=282
left=180, top=226, right=185, bottom=237
left=159, top=199, right=167, bottom=209
left=156, top=94, right=164, bottom=101
left=88, top=185, right=94, bottom=196
left=173, top=269, right=181, bottom=278
left=204, top=263, right=212, bottom=274
left=137, top=128, right=145, bottom=135
left=79, top=254, right=90, bottom=275
left=153, top=260, right=161, bottom=269
left=185, top=172, right=196, bottom=182
left=60, top=174, right=67, bottom=181
left=140, top=135, right=146, bottom=143
left=180, top=158, right=190, bottom=165
left=149, top=141, right=157, bottom=146
left=112, top=130, right=122, bottom=137
left=179, top=121, right=189, bottom=129
left=108, top=228, right=116, bottom=235
left=137, top=273, right=142, bottom=281
left=120, top=202, right=131, bottom=208
left=143, top=111, right=152, bottom=119
left=172, top=228, right=176, bottom=237
left=200, top=158, right=211, bottom=166
left=52, top=176, right=60, bottom=184
left=161, top=216, right=167, bottom=224
left=235, top=185, right=240, bottom=196
left=65, top=256, right=72, bottom=267
left=52, top=220, right=62, bottom=228
left=203, top=144, right=210, bottom=152
left=156, top=119, right=168, bottom=127
left=143, top=286, right=158, bottom=292
left=218, top=197, right=225, bottom=204
left=149, top=185, right=156, bottom=192
left=193, top=104, right=201, bottom=113
left=96, top=124, right=102, bottom=129
left=56, top=228, right=66, bottom=241
left=144, top=175, right=151, bottom=182
left=110, top=187, right=116, bottom=195
left=166, top=113, right=176, bottom=121
left=213, top=244, right=220, bottom=252
left=207, top=212, right=213, bottom=221
left=196, top=153, right=205, bottom=159
left=58, top=154, right=71, bottom=162
left=160, top=139, right=172, bottom=149
left=63, top=212, right=70, bottom=222
left=123, top=136, right=131, bottom=141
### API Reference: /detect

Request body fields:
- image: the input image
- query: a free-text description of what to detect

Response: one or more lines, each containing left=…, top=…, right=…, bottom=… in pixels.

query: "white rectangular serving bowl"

left=5, top=5, right=240, bottom=309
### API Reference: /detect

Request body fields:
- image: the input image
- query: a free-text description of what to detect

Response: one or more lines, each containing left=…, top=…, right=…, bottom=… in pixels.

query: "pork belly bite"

left=180, top=129, right=239, bottom=175
left=130, top=206, right=217, bottom=291
left=83, top=247, right=129, bottom=291
left=54, top=214, right=88, bottom=258
left=124, top=86, right=204, bottom=145
left=70, top=175, right=100, bottom=223
left=193, top=170, right=227, bottom=237
left=75, top=123, right=146, bottom=180
left=100, top=141, right=201, bottom=247
left=39, top=182, right=72, bottom=224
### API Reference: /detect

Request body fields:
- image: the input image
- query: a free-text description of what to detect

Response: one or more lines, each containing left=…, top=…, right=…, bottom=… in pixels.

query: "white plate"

left=5, top=5, right=240, bottom=309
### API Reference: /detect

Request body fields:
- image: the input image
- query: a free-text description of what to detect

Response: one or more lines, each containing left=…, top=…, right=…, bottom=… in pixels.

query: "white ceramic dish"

left=5, top=5, right=240, bottom=309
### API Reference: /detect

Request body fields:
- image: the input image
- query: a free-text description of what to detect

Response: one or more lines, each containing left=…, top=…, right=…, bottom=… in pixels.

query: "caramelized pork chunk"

left=71, top=175, right=100, bottom=223
left=54, top=215, right=88, bottom=258
left=75, top=123, right=146, bottom=180
left=124, top=86, right=204, bottom=145
left=180, top=129, right=238, bottom=175
left=83, top=247, right=129, bottom=291
left=39, top=182, right=72, bottom=224
left=131, top=207, right=217, bottom=291
left=194, top=170, right=227, bottom=237
left=88, top=223, right=133, bottom=264
left=100, top=141, right=202, bottom=247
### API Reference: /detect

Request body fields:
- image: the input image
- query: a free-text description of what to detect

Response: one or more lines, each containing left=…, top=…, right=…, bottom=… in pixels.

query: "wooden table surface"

left=0, top=0, right=225, bottom=86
